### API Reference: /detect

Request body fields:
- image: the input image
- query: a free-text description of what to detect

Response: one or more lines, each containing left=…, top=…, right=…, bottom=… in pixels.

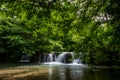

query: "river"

left=29, top=64, right=120, bottom=80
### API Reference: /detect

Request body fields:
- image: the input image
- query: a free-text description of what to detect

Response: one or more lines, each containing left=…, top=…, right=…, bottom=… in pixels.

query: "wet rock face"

left=64, top=53, right=72, bottom=63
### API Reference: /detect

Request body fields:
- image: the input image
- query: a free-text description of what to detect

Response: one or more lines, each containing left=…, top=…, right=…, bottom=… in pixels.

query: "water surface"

left=31, top=64, right=120, bottom=80
left=1, top=63, right=119, bottom=80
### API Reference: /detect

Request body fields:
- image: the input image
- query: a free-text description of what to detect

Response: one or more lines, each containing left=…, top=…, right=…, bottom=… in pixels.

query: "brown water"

left=28, top=64, right=120, bottom=80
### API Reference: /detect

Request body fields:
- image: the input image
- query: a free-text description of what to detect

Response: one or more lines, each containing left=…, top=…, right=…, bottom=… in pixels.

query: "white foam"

left=42, top=62, right=65, bottom=65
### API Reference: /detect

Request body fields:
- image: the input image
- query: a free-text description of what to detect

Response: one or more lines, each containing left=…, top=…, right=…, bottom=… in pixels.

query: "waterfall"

left=43, top=53, right=57, bottom=62
left=73, top=59, right=81, bottom=64
left=47, top=54, right=53, bottom=62
left=41, top=52, right=82, bottom=65
left=18, top=55, right=30, bottom=62
left=44, top=54, right=47, bottom=62
left=56, top=52, right=68, bottom=63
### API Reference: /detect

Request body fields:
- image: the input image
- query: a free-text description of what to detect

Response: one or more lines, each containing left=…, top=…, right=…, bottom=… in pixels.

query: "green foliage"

left=0, top=0, right=120, bottom=65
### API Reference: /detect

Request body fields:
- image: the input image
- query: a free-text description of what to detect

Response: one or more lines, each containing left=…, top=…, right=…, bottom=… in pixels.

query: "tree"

left=0, top=0, right=120, bottom=65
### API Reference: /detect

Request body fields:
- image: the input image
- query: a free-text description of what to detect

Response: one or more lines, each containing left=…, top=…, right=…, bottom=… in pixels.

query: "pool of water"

left=27, top=64, right=120, bottom=80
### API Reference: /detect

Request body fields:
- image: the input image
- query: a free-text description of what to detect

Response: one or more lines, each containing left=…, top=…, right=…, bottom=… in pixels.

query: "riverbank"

left=0, top=63, right=49, bottom=80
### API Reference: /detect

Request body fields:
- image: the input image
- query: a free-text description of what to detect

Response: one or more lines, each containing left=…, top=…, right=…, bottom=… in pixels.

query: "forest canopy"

left=0, top=0, right=120, bottom=65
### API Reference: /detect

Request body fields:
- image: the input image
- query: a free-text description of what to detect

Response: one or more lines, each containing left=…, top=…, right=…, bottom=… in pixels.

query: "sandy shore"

left=0, top=65, right=48, bottom=80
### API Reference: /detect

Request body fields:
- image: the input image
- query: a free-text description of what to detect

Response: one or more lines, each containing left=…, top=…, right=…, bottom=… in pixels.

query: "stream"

left=29, top=64, right=120, bottom=80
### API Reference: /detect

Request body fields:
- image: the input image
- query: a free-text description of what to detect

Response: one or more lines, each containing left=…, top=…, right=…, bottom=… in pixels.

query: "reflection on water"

left=46, top=65, right=120, bottom=80
left=24, top=65, right=120, bottom=80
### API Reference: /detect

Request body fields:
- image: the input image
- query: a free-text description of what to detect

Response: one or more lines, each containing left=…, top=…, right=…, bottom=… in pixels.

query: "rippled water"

left=27, top=64, right=120, bottom=80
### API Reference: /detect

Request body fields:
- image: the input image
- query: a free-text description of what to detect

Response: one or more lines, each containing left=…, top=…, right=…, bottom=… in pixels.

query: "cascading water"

left=42, top=52, right=83, bottom=65
left=72, top=59, right=81, bottom=64
left=44, top=54, right=47, bottom=62
left=47, top=54, right=56, bottom=62
left=56, top=52, right=68, bottom=63
left=49, top=54, right=53, bottom=62
left=72, top=52, right=82, bottom=64
left=43, top=54, right=56, bottom=62
left=18, top=55, right=30, bottom=62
